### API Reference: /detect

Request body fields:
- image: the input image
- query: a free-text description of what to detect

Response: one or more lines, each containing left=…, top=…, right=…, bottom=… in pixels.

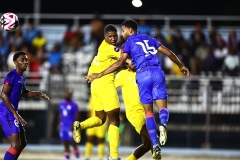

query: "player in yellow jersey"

left=84, top=98, right=108, bottom=160
left=73, top=24, right=121, bottom=160
left=114, top=59, right=156, bottom=160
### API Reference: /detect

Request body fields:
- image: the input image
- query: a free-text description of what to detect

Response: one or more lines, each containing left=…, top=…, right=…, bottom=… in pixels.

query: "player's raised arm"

left=86, top=53, right=128, bottom=82
left=157, top=45, right=191, bottom=76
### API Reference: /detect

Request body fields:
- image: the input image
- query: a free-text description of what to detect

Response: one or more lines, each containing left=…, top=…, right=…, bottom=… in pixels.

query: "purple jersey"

left=122, top=34, right=162, bottom=71
left=0, top=69, right=26, bottom=112
left=122, top=34, right=167, bottom=103
left=58, top=100, right=78, bottom=128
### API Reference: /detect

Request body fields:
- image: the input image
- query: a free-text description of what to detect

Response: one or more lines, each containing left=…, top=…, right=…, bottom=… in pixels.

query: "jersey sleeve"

left=121, top=41, right=131, bottom=55
left=3, top=72, right=15, bottom=86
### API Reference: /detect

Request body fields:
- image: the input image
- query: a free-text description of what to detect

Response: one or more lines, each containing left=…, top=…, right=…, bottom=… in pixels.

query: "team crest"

left=114, top=47, right=120, bottom=52
left=14, top=119, right=19, bottom=127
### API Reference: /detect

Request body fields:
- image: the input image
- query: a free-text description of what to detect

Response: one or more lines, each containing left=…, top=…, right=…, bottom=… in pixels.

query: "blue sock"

left=64, top=152, right=70, bottom=160
left=146, top=113, right=159, bottom=146
left=74, top=148, right=80, bottom=158
left=159, top=108, right=169, bottom=125
left=4, top=148, right=18, bottom=160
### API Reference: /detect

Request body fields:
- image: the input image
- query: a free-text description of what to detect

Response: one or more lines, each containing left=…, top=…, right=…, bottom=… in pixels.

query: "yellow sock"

left=85, top=142, right=93, bottom=158
left=126, top=153, right=137, bottom=160
left=98, top=143, right=105, bottom=159
left=80, top=116, right=102, bottom=130
left=108, top=124, right=119, bottom=159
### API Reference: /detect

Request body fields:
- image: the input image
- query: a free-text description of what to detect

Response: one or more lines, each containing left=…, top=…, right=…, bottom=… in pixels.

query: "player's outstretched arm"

left=86, top=53, right=129, bottom=82
left=23, top=90, right=50, bottom=100
left=158, top=45, right=191, bottom=76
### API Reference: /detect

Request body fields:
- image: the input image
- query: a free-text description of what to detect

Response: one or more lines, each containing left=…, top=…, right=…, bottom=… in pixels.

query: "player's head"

left=13, top=51, right=28, bottom=72
left=64, top=88, right=73, bottom=101
left=121, top=19, right=138, bottom=40
left=104, top=24, right=118, bottom=46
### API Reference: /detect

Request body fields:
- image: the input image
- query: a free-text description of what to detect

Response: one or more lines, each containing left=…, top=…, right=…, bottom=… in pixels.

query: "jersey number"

left=136, top=40, right=157, bottom=57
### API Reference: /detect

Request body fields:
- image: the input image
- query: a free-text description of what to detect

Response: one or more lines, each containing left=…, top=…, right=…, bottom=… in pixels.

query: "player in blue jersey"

left=58, top=89, right=80, bottom=160
left=0, top=51, right=50, bottom=160
left=86, top=19, right=191, bottom=159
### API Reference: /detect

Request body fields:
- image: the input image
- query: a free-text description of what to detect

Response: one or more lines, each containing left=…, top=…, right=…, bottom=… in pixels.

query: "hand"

left=180, top=66, right=191, bottom=76
left=13, top=112, right=27, bottom=126
left=40, top=92, right=50, bottom=100
left=85, top=73, right=102, bottom=83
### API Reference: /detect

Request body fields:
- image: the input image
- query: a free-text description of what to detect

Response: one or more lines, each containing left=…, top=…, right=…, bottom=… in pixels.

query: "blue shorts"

left=59, top=126, right=73, bottom=141
left=0, top=111, right=24, bottom=137
left=136, top=66, right=168, bottom=104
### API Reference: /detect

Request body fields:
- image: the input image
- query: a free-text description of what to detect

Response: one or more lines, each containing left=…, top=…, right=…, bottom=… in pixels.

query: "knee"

left=109, top=118, right=120, bottom=126
left=143, top=140, right=152, bottom=151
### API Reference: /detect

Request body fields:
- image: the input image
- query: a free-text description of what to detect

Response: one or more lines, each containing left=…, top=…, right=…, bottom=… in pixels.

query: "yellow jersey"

left=88, top=40, right=121, bottom=82
left=114, top=69, right=143, bottom=117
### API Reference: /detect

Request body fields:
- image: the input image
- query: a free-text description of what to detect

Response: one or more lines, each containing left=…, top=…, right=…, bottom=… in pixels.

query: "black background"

left=1, top=0, right=240, bottom=15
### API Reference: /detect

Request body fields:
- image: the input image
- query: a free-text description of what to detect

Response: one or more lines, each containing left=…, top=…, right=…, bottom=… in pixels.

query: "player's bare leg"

left=127, top=124, right=151, bottom=159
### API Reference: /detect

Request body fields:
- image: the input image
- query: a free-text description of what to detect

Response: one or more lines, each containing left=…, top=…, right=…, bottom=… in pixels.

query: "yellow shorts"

left=91, top=79, right=120, bottom=112
left=126, top=107, right=146, bottom=134
left=86, top=119, right=108, bottom=138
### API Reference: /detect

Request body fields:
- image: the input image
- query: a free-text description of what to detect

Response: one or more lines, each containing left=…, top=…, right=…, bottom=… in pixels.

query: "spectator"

left=223, top=47, right=239, bottom=76
left=32, top=31, right=47, bottom=50
left=62, top=24, right=76, bottom=52
left=228, top=29, right=238, bottom=53
left=213, top=34, right=228, bottom=70
left=203, top=47, right=219, bottom=75
left=7, top=45, right=17, bottom=70
left=8, top=26, right=25, bottom=49
left=208, top=24, right=218, bottom=48
left=48, top=43, right=63, bottom=73
left=190, top=23, right=206, bottom=56
left=89, top=14, right=105, bottom=54
left=138, top=19, right=151, bottom=35
left=23, top=21, right=39, bottom=48
left=0, top=38, right=10, bottom=71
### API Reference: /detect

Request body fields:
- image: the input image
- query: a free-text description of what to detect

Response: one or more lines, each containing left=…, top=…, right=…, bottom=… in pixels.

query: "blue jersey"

left=58, top=100, right=79, bottom=128
left=0, top=69, right=26, bottom=112
left=122, top=34, right=162, bottom=71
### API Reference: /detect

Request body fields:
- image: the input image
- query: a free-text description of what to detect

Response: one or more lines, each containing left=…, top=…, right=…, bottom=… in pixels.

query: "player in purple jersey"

left=58, top=89, right=80, bottom=160
left=0, top=51, right=50, bottom=160
left=86, top=19, right=191, bottom=159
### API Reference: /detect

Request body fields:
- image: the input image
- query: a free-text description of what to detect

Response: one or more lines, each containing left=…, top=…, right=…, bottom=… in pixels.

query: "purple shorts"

left=136, top=66, right=168, bottom=104
left=0, top=111, right=24, bottom=137
left=59, top=126, right=73, bottom=141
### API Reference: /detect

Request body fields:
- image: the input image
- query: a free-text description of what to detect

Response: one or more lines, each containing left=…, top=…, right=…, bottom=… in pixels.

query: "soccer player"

left=114, top=59, right=152, bottom=160
left=84, top=98, right=108, bottom=160
left=73, top=24, right=121, bottom=160
left=58, top=89, right=80, bottom=160
left=0, top=51, right=50, bottom=160
left=86, top=19, right=191, bottom=159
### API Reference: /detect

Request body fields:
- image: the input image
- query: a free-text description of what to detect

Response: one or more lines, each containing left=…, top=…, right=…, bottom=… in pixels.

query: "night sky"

left=1, top=0, right=240, bottom=15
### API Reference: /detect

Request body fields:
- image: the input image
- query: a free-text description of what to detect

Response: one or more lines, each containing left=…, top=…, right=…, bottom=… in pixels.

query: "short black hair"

left=121, top=19, right=138, bottom=31
left=104, top=24, right=117, bottom=34
left=13, top=51, right=27, bottom=61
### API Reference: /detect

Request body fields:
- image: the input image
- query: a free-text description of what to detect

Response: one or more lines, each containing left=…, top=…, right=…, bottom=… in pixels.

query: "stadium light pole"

left=34, top=0, right=41, bottom=26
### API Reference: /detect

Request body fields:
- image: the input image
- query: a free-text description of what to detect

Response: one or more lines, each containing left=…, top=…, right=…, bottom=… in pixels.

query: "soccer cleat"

left=73, top=121, right=81, bottom=143
left=152, top=145, right=161, bottom=159
left=108, top=156, right=121, bottom=160
left=159, top=124, right=167, bottom=145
